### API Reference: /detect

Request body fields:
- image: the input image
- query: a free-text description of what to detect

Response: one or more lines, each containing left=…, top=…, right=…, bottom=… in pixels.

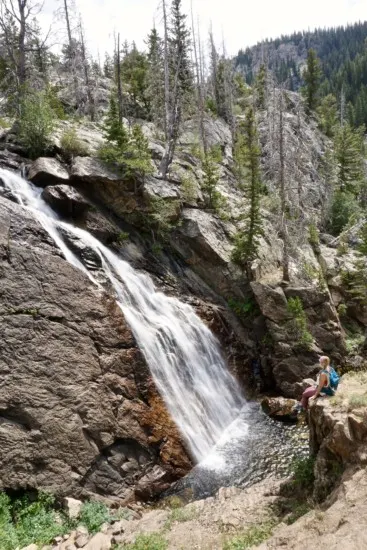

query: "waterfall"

left=0, top=168, right=246, bottom=463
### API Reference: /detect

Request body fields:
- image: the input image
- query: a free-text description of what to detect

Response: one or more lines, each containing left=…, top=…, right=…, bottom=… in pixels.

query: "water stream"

left=0, top=168, right=246, bottom=464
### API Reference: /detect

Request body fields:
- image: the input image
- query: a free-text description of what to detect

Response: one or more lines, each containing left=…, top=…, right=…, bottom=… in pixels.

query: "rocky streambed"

left=166, top=402, right=309, bottom=501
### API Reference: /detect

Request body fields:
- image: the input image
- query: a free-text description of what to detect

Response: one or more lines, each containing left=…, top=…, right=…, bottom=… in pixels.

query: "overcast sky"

left=40, top=0, right=367, bottom=58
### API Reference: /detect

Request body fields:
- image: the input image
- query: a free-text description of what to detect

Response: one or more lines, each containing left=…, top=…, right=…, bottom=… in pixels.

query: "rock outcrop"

left=309, top=371, right=367, bottom=501
left=257, top=468, right=367, bottom=550
left=0, top=196, right=190, bottom=501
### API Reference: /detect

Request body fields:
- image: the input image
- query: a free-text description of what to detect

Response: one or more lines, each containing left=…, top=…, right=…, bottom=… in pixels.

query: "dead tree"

left=79, top=17, right=95, bottom=121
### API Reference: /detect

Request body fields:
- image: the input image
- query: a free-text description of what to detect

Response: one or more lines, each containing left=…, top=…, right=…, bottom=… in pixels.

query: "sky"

left=39, top=0, right=367, bottom=58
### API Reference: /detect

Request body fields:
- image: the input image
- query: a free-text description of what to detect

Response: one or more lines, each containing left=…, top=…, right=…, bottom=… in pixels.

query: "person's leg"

left=301, top=386, right=317, bottom=410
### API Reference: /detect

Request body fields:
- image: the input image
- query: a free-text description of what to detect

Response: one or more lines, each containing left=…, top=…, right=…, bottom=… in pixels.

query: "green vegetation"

left=328, top=191, right=361, bottom=236
left=345, top=332, right=365, bottom=355
left=99, top=110, right=153, bottom=181
left=0, top=491, right=69, bottom=550
left=228, top=297, right=258, bottom=319
left=287, top=297, right=314, bottom=349
left=60, top=126, right=89, bottom=160
left=232, top=107, right=263, bottom=264
left=18, top=91, right=55, bottom=159
left=223, top=522, right=275, bottom=550
left=341, top=262, right=367, bottom=307
left=164, top=506, right=198, bottom=530
left=236, top=22, right=367, bottom=127
left=348, top=394, right=367, bottom=410
left=308, top=222, right=320, bottom=251
left=302, top=49, right=322, bottom=112
left=121, top=532, right=168, bottom=550
left=180, top=173, right=197, bottom=204
left=79, top=500, right=112, bottom=534
left=116, top=231, right=130, bottom=244
left=290, top=456, right=315, bottom=489
left=317, top=94, right=338, bottom=137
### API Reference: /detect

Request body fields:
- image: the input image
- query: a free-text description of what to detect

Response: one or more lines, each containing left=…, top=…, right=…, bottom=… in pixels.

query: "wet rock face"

left=0, top=197, right=190, bottom=500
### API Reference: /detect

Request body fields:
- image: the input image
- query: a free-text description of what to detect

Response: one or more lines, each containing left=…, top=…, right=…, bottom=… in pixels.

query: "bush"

left=18, top=91, right=55, bottom=159
left=0, top=491, right=69, bottom=550
left=328, top=191, right=361, bottom=236
left=60, top=127, right=89, bottom=160
left=79, top=501, right=111, bottom=534
left=223, top=522, right=275, bottom=550
left=290, top=456, right=315, bottom=489
left=287, top=297, right=314, bottom=349
left=123, top=533, right=168, bottom=550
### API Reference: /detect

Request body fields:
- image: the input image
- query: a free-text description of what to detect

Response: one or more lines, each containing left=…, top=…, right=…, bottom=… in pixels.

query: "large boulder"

left=71, top=157, right=179, bottom=223
left=170, top=208, right=246, bottom=299
left=42, top=184, right=89, bottom=218
left=0, top=197, right=190, bottom=500
left=28, top=157, right=69, bottom=187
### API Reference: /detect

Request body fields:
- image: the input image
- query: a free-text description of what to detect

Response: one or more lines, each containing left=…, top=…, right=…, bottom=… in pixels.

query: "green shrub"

left=18, top=91, right=55, bottom=159
left=328, top=191, right=361, bottom=236
left=228, top=297, right=258, bottom=319
left=116, top=231, right=130, bottom=244
left=123, top=532, right=168, bottom=550
left=358, top=222, right=367, bottom=255
left=308, top=222, right=320, bottom=252
left=180, top=173, right=197, bottom=203
left=99, top=124, right=153, bottom=180
left=348, top=394, right=367, bottom=409
left=223, top=522, right=275, bottom=550
left=285, top=502, right=312, bottom=525
left=60, top=127, right=89, bottom=160
left=287, top=297, right=314, bottom=349
left=0, top=491, right=69, bottom=550
left=337, top=303, right=347, bottom=317
left=79, top=501, right=111, bottom=534
left=345, top=333, right=365, bottom=354
left=164, top=506, right=197, bottom=530
left=290, top=456, right=315, bottom=489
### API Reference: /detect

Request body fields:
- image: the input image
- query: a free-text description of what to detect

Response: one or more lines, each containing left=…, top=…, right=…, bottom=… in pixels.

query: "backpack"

left=323, top=366, right=340, bottom=391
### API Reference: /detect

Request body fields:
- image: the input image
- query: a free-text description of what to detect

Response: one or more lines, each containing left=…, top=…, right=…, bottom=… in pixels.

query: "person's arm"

left=310, top=373, right=327, bottom=401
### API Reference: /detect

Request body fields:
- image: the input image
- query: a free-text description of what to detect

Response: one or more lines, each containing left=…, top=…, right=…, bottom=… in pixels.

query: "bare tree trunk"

left=116, top=33, right=123, bottom=125
left=162, top=0, right=170, bottom=140
left=17, top=0, right=27, bottom=87
left=279, top=90, right=290, bottom=282
left=79, top=18, right=95, bottom=121
left=160, top=51, right=183, bottom=179
left=191, top=2, right=207, bottom=155
left=62, top=0, right=80, bottom=110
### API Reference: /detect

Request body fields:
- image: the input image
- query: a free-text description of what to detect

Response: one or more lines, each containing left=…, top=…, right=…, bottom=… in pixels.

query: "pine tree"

left=317, top=94, right=338, bottom=137
left=146, top=28, right=165, bottom=127
left=160, top=0, right=193, bottom=178
left=302, top=49, right=322, bottom=113
left=334, top=123, right=365, bottom=195
left=232, top=107, right=263, bottom=263
left=255, top=64, right=267, bottom=110
left=103, top=93, right=128, bottom=148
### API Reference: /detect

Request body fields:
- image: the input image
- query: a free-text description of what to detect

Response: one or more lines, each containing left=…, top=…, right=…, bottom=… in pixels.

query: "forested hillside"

left=235, top=22, right=367, bottom=127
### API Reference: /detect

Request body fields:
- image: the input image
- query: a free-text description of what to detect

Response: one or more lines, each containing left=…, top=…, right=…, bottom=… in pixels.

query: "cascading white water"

left=0, top=168, right=246, bottom=463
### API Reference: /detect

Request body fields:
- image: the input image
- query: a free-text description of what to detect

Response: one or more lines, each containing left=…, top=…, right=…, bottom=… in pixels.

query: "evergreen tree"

left=317, top=94, right=338, bottom=137
left=146, top=28, right=165, bottom=127
left=120, top=44, right=149, bottom=117
left=302, top=48, right=322, bottom=112
left=160, top=0, right=193, bottom=177
left=334, top=123, right=365, bottom=195
left=232, top=107, right=263, bottom=263
left=255, top=64, right=267, bottom=110
left=102, top=93, right=128, bottom=149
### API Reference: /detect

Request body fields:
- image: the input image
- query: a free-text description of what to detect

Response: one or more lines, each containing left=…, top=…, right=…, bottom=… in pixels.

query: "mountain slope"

left=235, top=22, right=367, bottom=126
